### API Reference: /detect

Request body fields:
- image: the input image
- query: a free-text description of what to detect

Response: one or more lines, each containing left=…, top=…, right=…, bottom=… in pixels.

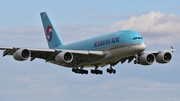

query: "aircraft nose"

left=139, top=42, right=146, bottom=51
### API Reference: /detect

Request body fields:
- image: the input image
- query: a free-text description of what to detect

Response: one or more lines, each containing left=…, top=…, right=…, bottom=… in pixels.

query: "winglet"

left=171, top=46, right=174, bottom=49
left=170, top=46, right=176, bottom=53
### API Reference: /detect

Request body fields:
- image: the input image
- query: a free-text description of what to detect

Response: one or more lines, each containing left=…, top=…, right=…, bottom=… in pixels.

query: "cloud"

left=1, top=11, right=180, bottom=47
left=0, top=27, right=47, bottom=48
left=94, top=14, right=131, bottom=20
left=0, top=25, right=110, bottom=48
left=78, top=78, right=180, bottom=101
left=56, top=12, right=180, bottom=46
left=9, top=74, right=55, bottom=83
left=0, top=75, right=67, bottom=96
left=56, top=24, right=110, bottom=44
left=110, top=11, right=180, bottom=45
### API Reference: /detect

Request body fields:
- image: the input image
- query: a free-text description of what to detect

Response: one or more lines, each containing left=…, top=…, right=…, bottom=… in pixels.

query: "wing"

left=0, top=46, right=107, bottom=67
left=143, top=49, right=176, bottom=55
left=138, top=47, right=176, bottom=65
left=119, top=46, right=176, bottom=65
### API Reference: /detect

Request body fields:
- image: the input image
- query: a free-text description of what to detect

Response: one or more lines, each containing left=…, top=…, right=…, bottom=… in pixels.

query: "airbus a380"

left=0, top=12, right=176, bottom=75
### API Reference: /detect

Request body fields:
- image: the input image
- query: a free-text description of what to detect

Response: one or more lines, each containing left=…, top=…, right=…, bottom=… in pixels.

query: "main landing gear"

left=72, top=65, right=116, bottom=75
left=91, top=66, right=103, bottom=75
left=72, top=68, right=88, bottom=74
left=106, top=65, right=116, bottom=74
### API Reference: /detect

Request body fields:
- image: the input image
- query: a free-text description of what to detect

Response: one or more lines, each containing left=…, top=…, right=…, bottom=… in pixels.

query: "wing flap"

left=0, top=46, right=14, bottom=50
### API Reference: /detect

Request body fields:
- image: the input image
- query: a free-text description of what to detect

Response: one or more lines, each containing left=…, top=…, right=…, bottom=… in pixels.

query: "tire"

left=113, top=70, right=116, bottom=74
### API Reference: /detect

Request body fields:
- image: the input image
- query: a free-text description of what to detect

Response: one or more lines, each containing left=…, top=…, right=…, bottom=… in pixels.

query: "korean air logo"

left=94, top=37, right=120, bottom=47
left=46, top=26, right=53, bottom=42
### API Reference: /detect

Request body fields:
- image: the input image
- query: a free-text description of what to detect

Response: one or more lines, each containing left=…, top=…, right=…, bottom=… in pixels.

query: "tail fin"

left=40, top=12, right=63, bottom=49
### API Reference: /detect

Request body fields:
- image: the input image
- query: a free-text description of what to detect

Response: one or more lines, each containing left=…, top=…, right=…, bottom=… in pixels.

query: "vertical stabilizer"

left=40, top=12, right=63, bottom=49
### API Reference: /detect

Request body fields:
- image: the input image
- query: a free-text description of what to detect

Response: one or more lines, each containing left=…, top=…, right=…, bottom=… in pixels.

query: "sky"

left=0, top=0, right=180, bottom=101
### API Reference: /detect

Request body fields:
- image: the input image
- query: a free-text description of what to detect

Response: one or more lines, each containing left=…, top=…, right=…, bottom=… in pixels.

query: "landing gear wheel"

left=106, top=68, right=110, bottom=73
left=100, top=70, right=103, bottom=75
left=134, top=60, right=139, bottom=64
left=91, top=69, right=103, bottom=75
left=107, top=65, right=116, bottom=74
left=72, top=68, right=88, bottom=74
left=72, top=68, right=75, bottom=72
left=85, top=70, right=88, bottom=74
left=113, top=70, right=116, bottom=74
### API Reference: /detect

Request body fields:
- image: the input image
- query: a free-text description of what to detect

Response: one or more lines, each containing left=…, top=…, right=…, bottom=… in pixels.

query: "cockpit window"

left=133, top=37, right=143, bottom=40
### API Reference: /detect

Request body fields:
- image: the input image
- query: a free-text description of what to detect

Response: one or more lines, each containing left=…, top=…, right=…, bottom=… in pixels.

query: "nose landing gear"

left=106, top=65, right=116, bottom=74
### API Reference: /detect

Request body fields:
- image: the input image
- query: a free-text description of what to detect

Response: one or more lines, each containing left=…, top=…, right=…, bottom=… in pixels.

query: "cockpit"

left=133, top=37, right=143, bottom=40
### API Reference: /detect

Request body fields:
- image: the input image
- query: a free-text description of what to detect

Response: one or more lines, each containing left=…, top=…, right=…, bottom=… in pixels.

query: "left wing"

left=0, top=46, right=107, bottom=67
left=142, top=47, right=176, bottom=55
left=119, top=47, right=176, bottom=65
left=138, top=48, right=176, bottom=65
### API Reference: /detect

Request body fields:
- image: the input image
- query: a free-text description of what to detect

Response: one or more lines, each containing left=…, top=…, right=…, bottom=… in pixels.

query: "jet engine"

left=138, top=53, right=155, bottom=65
left=55, top=52, right=73, bottom=64
left=156, top=52, right=172, bottom=63
left=13, top=48, right=31, bottom=61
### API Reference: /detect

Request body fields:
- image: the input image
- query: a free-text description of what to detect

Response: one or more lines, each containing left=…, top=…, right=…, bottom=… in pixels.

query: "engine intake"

left=156, top=52, right=172, bottom=63
left=138, top=53, right=155, bottom=65
left=13, top=49, right=31, bottom=61
left=55, top=52, right=73, bottom=64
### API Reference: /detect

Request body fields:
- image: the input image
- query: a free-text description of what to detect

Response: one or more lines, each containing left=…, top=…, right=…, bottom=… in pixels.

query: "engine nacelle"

left=156, top=52, right=172, bottom=63
left=55, top=52, right=73, bottom=64
left=138, top=53, right=155, bottom=65
left=13, top=48, right=31, bottom=61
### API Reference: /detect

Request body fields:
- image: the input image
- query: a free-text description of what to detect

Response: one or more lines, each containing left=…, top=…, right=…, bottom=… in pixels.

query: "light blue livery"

left=0, top=12, right=176, bottom=75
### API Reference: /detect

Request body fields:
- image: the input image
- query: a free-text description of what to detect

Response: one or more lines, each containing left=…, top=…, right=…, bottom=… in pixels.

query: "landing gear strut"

left=134, top=54, right=139, bottom=64
left=91, top=66, right=103, bottom=75
left=106, top=65, right=116, bottom=74
left=72, top=67, right=88, bottom=74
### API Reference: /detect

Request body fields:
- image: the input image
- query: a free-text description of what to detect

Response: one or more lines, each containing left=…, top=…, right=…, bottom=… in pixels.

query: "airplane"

left=0, top=12, right=176, bottom=75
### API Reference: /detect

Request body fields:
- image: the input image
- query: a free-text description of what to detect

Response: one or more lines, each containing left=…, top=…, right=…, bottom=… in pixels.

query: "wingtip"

left=170, top=46, right=176, bottom=53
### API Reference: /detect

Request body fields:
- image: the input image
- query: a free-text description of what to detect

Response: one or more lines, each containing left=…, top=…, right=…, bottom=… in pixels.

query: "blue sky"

left=0, top=0, right=180, bottom=101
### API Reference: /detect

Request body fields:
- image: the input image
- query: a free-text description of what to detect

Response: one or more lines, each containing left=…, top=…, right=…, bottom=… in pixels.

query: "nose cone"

left=139, top=42, right=146, bottom=52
